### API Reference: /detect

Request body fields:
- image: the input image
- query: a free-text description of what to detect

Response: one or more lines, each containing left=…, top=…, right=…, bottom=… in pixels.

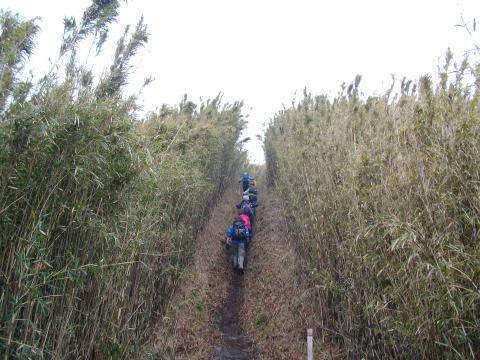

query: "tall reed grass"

left=0, top=4, right=246, bottom=358
left=265, top=54, right=480, bottom=358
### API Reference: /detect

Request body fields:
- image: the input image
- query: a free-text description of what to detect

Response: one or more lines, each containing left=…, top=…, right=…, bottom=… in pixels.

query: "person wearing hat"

left=236, top=194, right=254, bottom=225
left=225, top=216, right=250, bottom=273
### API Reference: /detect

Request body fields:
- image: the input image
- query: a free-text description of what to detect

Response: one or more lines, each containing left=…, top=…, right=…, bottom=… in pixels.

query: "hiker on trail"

left=239, top=172, right=253, bottom=192
left=235, top=194, right=253, bottom=215
left=238, top=208, right=252, bottom=248
left=239, top=207, right=252, bottom=235
left=236, top=194, right=254, bottom=224
left=244, top=186, right=258, bottom=209
left=225, top=217, right=250, bottom=273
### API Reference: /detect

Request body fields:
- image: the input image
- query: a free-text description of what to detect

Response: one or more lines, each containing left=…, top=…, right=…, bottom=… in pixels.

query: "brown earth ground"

left=140, top=184, right=341, bottom=359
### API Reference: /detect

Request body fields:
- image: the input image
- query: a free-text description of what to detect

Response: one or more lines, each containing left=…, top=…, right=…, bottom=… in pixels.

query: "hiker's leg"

left=233, top=243, right=239, bottom=269
left=238, top=242, right=245, bottom=270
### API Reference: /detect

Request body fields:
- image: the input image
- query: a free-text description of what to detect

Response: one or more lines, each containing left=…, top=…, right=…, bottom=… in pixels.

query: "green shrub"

left=0, top=3, right=246, bottom=358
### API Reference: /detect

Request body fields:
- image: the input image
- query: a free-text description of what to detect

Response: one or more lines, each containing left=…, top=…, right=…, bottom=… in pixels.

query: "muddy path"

left=211, top=271, right=254, bottom=359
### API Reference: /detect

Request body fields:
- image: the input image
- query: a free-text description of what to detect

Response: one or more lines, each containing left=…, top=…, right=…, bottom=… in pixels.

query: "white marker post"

left=307, top=328, right=313, bottom=360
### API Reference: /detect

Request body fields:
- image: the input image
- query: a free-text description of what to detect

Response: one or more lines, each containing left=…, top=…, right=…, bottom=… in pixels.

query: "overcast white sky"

left=3, top=0, right=480, bottom=163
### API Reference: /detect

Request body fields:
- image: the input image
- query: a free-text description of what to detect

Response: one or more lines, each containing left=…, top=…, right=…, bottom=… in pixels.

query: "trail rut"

left=211, top=271, right=254, bottom=359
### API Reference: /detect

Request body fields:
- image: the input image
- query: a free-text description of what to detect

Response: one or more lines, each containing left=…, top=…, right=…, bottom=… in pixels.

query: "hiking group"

left=225, top=171, right=259, bottom=274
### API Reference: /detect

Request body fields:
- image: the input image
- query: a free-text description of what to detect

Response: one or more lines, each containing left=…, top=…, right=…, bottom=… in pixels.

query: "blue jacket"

left=240, top=174, right=253, bottom=190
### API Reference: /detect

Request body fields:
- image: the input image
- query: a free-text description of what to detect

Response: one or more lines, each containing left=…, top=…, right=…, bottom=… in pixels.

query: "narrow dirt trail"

left=140, top=185, right=338, bottom=359
left=211, top=271, right=253, bottom=359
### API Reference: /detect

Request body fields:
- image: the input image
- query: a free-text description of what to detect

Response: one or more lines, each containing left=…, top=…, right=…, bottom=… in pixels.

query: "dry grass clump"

left=0, top=3, right=246, bottom=358
left=265, top=55, right=480, bottom=358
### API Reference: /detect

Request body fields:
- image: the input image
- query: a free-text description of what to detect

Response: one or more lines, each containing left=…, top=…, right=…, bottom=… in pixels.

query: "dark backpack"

left=242, top=174, right=250, bottom=188
left=248, top=187, right=258, bottom=203
left=232, top=219, right=247, bottom=241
